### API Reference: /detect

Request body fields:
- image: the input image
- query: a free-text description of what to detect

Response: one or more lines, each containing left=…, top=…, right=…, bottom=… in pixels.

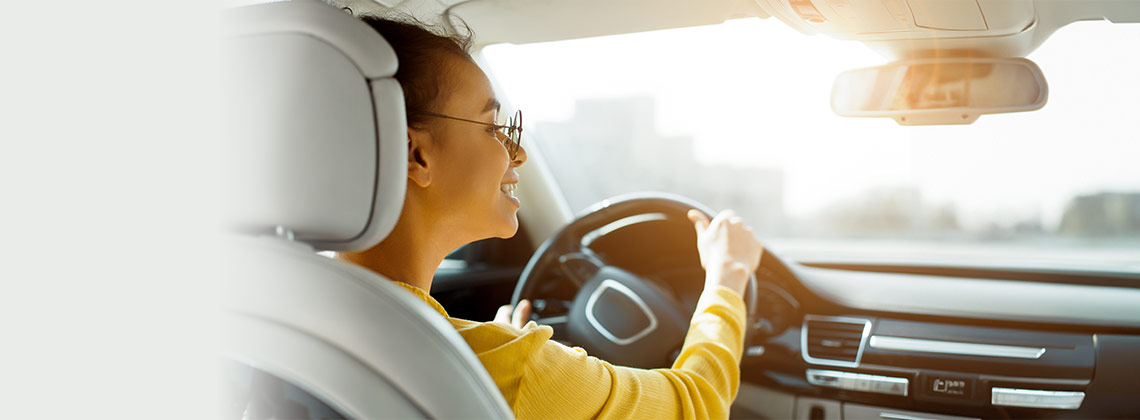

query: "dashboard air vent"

left=802, top=316, right=870, bottom=367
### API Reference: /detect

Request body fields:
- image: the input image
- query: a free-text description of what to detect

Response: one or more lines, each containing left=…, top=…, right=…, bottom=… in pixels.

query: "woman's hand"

left=494, top=299, right=532, bottom=329
left=687, top=209, right=763, bottom=296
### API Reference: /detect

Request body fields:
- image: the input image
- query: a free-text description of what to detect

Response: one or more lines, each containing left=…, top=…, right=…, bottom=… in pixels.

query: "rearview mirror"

left=831, top=57, right=1048, bottom=125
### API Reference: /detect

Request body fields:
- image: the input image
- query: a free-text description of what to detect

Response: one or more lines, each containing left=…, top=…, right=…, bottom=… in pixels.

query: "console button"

left=918, top=373, right=975, bottom=402
left=991, top=387, right=1085, bottom=410
left=806, top=369, right=908, bottom=397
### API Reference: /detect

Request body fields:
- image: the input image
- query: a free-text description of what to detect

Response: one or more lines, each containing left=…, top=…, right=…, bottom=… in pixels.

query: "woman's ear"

left=407, top=127, right=432, bottom=188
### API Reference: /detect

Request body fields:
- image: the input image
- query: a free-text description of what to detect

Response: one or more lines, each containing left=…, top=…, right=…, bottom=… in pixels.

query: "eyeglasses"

left=414, top=109, right=523, bottom=161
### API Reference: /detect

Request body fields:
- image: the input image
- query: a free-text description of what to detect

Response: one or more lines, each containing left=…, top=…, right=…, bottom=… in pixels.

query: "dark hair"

left=359, top=15, right=475, bottom=129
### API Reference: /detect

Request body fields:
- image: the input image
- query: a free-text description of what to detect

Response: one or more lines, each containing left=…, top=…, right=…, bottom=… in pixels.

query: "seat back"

left=220, top=1, right=513, bottom=418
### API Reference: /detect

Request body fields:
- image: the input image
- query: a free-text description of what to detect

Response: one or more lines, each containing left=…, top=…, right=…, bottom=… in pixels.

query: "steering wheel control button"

left=558, top=252, right=603, bottom=286
left=806, top=369, right=909, bottom=397
left=584, top=279, right=658, bottom=345
left=991, top=387, right=1085, bottom=410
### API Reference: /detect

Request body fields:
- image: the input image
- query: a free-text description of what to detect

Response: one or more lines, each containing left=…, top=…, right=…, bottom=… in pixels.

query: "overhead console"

left=741, top=0, right=1140, bottom=124
left=752, top=0, right=1140, bottom=58
left=754, top=0, right=1035, bottom=40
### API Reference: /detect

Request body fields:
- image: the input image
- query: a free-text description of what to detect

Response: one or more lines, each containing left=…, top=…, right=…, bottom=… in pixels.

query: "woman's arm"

left=482, top=209, right=761, bottom=419
left=486, top=283, right=744, bottom=419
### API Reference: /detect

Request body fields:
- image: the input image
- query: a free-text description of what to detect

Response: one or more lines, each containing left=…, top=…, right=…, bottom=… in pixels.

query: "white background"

left=1, top=1, right=219, bottom=417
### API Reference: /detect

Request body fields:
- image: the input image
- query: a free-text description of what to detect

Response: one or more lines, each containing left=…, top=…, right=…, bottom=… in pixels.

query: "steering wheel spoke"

left=533, top=314, right=571, bottom=341
left=557, top=250, right=604, bottom=287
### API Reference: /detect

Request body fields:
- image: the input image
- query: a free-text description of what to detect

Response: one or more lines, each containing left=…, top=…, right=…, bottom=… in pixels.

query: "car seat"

left=220, top=1, right=513, bottom=418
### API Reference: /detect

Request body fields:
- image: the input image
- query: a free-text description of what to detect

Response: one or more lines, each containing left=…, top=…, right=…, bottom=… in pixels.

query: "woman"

left=339, top=16, right=764, bottom=420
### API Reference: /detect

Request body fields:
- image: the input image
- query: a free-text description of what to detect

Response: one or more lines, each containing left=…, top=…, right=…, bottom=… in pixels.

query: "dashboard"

left=740, top=254, right=1140, bottom=419
left=529, top=208, right=1140, bottom=418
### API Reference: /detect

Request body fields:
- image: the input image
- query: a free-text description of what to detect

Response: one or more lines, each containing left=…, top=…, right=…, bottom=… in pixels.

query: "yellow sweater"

left=394, top=282, right=746, bottom=420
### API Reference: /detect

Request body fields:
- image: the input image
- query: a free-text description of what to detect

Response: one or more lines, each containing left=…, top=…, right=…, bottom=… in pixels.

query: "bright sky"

left=482, top=19, right=1140, bottom=230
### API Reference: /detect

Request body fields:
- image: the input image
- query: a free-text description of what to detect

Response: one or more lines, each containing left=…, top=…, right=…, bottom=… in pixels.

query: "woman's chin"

left=492, top=215, right=520, bottom=239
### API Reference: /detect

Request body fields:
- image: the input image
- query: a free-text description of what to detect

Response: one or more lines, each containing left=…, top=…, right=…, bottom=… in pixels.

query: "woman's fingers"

left=687, top=209, right=710, bottom=234
left=494, top=304, right=513, bottom=324
left=513, top=299, right=532, bottom=329
left=709, top=209, right=735, bottom=229
left=495, top=301, right=533, bottom=329
left=688, top=209, right=713, bottom=269
left=495, top=300, right=533, bottom=328
left=690, top=208, right=765, bottom=295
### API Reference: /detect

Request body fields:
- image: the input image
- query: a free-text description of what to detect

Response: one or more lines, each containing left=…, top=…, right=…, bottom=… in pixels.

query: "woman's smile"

left=500, top=181, right=520, bottom=208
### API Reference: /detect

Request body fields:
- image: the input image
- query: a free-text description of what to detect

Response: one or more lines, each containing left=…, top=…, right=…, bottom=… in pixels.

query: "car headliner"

left=334, top=0, right=1140, bottom=59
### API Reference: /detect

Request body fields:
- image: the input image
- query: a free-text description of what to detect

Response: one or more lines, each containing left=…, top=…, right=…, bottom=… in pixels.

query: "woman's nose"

left=512, top=144, right=528, bottom=167
left=498, top=130, right=527, bottom=166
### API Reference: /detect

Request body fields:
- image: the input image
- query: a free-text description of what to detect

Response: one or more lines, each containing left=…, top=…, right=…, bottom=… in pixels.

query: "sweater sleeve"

left=504, top=285, right=747, bottom=420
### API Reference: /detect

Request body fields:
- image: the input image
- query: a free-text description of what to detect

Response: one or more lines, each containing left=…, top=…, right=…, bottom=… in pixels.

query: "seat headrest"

left=222, top=0, right=407, bottom=252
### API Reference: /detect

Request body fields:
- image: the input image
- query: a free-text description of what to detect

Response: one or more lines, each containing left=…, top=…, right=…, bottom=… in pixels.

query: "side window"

left=222, top=360, right=347, bottom=420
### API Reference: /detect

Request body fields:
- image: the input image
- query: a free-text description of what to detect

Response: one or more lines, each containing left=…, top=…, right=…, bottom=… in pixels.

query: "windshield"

left=482, top=19, right=1140, bottom=273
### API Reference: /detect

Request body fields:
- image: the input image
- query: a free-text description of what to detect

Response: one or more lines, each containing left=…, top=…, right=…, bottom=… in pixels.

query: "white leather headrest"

left=222, top=0, right=407, bottom=252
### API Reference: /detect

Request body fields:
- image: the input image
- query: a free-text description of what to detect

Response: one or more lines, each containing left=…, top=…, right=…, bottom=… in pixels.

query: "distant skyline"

left=483, top=18, right=1140, bottom=232
left=528, top=95, right=1140, bottom=244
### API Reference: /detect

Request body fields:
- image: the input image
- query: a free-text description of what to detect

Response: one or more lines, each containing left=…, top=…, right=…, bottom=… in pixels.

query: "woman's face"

left=415, top=55, right=527, bottom=240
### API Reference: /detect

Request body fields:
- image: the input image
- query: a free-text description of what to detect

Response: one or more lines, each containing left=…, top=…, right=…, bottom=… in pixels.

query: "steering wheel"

left=511, top=193, right=758, bottom=369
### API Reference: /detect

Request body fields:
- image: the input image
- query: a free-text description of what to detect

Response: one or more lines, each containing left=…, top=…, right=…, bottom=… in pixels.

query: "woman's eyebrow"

left=482, top=97, right=500, bottom=114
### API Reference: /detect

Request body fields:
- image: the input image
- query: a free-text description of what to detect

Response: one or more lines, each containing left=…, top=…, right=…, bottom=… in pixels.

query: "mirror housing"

left=831, top=57, right=1048, bottom=125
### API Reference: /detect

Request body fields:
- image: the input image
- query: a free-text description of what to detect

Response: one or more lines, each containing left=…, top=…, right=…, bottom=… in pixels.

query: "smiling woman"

left=331, top=13, right=768, bottom=420
left=340, top=17, right=529, bottom=287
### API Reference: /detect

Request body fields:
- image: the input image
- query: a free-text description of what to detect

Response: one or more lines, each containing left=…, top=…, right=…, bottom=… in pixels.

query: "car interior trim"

left=437, top=259, right=469, bottom=270
left=584, top=279, right=659, bottom=345
left=745, top=345, right=766, bottom=357
left=990, top=387, right=1086, bottom=410
left=795, top=265, right=1140, bottom=328
left=801, top=315, right=873, bottom=368
left=797, top=261, right=1140, bottom=290
left=879, top=413, right=945, bottom=420
left=868, top=335, right=1047, bottom=359
left=805, top=369, right=909, bottom=397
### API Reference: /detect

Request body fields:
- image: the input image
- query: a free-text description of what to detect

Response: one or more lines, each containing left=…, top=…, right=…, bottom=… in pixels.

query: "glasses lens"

left=505, top=110, right=522, bottom=160
left=494, top=109, right=508, bottom=127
